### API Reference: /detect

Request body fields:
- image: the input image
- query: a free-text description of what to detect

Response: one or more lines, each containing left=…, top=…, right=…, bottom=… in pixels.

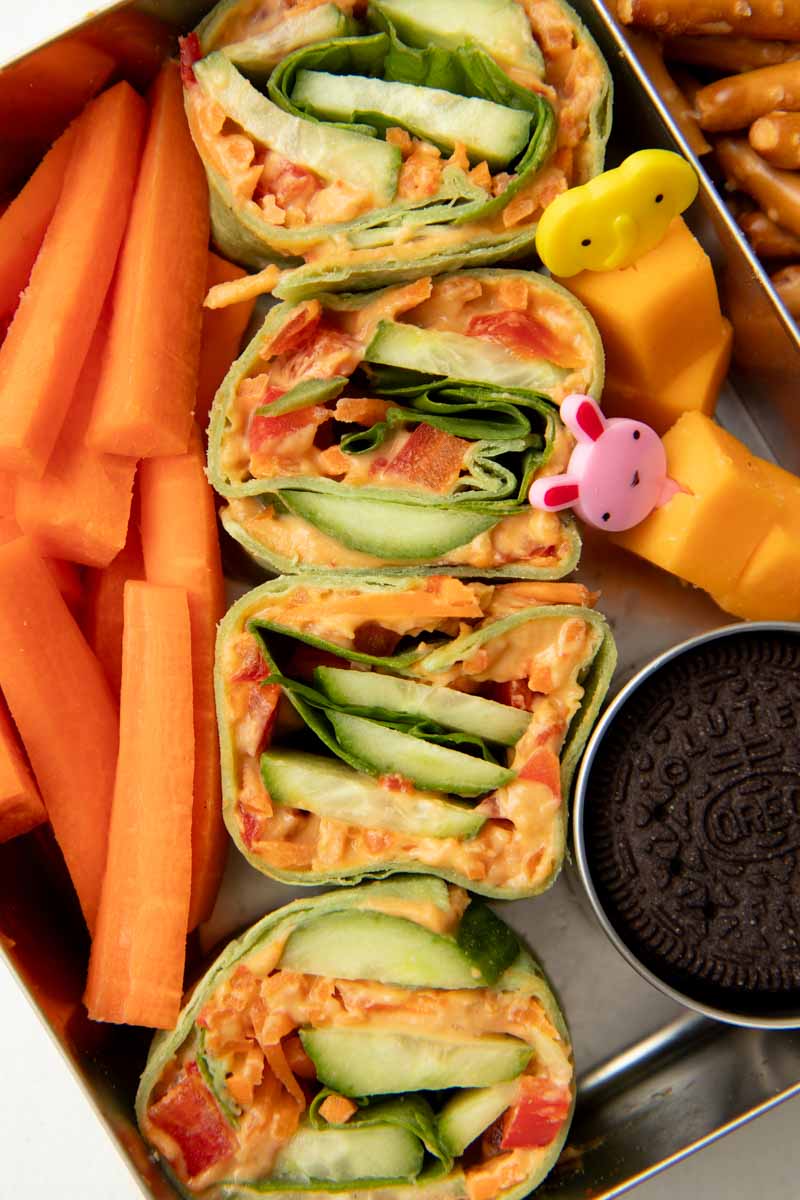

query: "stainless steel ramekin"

left=573, top=621, right=800, bottom=1030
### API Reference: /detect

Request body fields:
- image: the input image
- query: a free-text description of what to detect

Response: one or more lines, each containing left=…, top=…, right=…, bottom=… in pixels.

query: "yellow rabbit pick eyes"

left=535, top=149, right=699, bottom=277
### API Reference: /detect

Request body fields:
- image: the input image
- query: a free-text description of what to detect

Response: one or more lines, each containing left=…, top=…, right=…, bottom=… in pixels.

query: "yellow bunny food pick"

left=535, top=149, right=698, bottom=277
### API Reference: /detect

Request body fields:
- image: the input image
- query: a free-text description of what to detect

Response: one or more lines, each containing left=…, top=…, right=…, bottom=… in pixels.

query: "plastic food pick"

left=528, top=394, right=680, bottom=532
left=535, top=149, right=699, bottom=277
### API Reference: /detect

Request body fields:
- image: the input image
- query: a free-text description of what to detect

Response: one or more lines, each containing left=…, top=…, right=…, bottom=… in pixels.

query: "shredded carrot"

left=85, top=581, right=194, bottom=1027
left=196, top=252, right=257, bottom=432
left=264, top=1042, right=306, bottom=1107
left=318, top=1094, right=358, bottom=1124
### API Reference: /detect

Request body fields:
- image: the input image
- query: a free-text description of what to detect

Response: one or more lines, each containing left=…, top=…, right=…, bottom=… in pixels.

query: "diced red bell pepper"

left=488, top=680, right=540, bottom=712
left=377, top=423, right=467, bottom=494
left=237, top=683, right=281, bottom=758
left=239, top=804, right=262, bottom=850
left=178, top=34, right=201, bottom=86
left=379, top=773, right=414, bottom=793
left=249, top=406, right=330, bottom=454
left=148, top=1061, right=236, bottom=1178
left=353, top=622, right=401, bottom=657
left=268, top=161, right=319, bottom=210
left=281, top=326, right=362, bottom=384
left=518, top=746, right=562, bottom=800
left=232, top=646, right=270, bottom=684
left=466, top=311, right=574, bottom=368
left=270, top=305, right=322, bottom=358
left=500, top=1077, right=571, bottom=1150
left=285, top=644, right=350, bottom=682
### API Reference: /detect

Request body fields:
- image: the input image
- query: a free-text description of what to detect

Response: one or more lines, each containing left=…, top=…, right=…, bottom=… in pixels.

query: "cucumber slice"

left=372, top=0, right=546, bottom=77
left=315, top=666, right=530, bottom=746
left=280, top=909, right=485, bottom=989
left=292, top=71, right=531, bottom=168
left=301, top=1027, right=532, bottom=1095
left=365, top=321, right=570, bottom=393
left=272, top=1124, right=423, bottom=1184
left=437, top=1083, right=519, bottom=1155
left=261, top=750, right=487, bottom=838
left=222, top=7, right=356, bottom=80
left=280, top=491, right=498, bottom=558
left=328, top=711, right=515, bottom=796
left=457, top=902, right=521, bottom=984
left=194, top=54, right=401, bottom=202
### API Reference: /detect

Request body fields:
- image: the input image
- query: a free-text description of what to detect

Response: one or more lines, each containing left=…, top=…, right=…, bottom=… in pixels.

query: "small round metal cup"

left=572, top=620, right=800, bottom=1030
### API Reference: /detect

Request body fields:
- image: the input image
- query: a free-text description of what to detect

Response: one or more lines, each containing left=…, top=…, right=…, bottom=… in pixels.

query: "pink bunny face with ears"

left=529, top=394, right=680, bottom=532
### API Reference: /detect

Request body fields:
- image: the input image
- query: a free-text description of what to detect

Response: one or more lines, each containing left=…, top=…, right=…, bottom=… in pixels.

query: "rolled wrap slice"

left=183, top=0, right=612, bottom=297
left=216, top=573, right=616, bottom=898
left=210, top=269, right=603, bottom=578
left=137, top=877, right=575, bottom=1200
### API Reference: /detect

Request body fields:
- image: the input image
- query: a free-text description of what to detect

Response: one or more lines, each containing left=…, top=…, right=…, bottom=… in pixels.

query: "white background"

left=4, top=3, right=800, bottom=1197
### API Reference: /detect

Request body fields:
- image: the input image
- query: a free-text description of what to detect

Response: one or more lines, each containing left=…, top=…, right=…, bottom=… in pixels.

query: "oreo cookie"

left=582, top=627, right=800, bottom=1020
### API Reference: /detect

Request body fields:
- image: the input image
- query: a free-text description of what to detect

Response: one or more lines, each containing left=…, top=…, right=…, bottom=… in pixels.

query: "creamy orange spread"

left=193, top=0, right=606, bottom=246
left=223, top=579, right=599, bottom=891
left=144, top=888, right=571, bottom=1194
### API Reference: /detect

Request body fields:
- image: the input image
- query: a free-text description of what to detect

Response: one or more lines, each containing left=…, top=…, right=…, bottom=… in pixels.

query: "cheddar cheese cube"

left=612, top=412, right=784, bottom=594
left=602, top=319, right=732, bottom=435
left=713, top=524, right=800, bottom=621
left=556, top=217, right=725, bottom=398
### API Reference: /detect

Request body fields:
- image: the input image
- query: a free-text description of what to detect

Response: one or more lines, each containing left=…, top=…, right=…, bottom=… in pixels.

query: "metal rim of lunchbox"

left=573, top=619, right=800, bottom=1031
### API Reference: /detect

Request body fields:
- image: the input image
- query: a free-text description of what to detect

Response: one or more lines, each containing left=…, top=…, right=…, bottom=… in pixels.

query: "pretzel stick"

left=664, top=36, right=800, bottom=75
left=618, top=0, right=800, bottom=41
left=717, top=137, right=800, bottom=237
left=771, top=263, right=800, bottom=315
left=749, top=110, right=800, bottom=169
left=738, top=209, right=800, bottom=257
left=696, top=62, right=800, bottom=132
left=627, top=31, right=711, bottom=155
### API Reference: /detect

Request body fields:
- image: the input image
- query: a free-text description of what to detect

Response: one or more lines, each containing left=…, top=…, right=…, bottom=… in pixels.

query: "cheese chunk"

left=602, top=318, right=732, bottom=435
left=557, top=217, right=725, bottom=407
left=713, top=524, right=800, bottom=621
left=612, top=412, right=784, bottom=594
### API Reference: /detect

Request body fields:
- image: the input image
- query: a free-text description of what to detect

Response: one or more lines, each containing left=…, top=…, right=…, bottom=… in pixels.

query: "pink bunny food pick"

left=529, top=394, right=680, bottom=532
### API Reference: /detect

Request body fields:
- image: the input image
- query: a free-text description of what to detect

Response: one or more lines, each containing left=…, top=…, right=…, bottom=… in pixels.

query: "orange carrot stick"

left=77, top=10, right=174, bottom=91
left=85, top=581, right=194, bottom=1028
left=43, top=559, right=84, bottom=617
left=196, top=253, right=257, bottom=433
left=87, top=64, right=210, bottom=459
left=0, top=39, right=115, bottom=193
left=0, top=696, right=47, bottom=844
left=0, top=537, right=118, bottom=929
left=82, top=514, right=144, bottom=698
left=139, top=428, right=226, bottom=929
left=0, top=123, right=77, bottom=320
left=14, top=313, right=137, bottom=566
left=0, top=83, right=146, bottom=477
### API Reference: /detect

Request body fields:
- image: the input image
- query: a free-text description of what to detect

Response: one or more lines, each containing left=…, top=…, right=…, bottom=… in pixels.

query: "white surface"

left=3, top=3, right=800, bottom=1199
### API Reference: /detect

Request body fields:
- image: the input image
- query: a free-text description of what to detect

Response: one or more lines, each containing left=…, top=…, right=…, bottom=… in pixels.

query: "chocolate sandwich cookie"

left=576, top=624, right=800, bottom=1025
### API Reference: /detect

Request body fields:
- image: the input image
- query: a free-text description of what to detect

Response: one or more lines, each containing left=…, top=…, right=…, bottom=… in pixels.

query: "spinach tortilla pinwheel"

left=210, top=268, right=603, bottom=578
left=137, top=877, right=575, bottom=1200
left=216, top=573, right=616, bottom=898
left=183, top=0, right=612, bottom=297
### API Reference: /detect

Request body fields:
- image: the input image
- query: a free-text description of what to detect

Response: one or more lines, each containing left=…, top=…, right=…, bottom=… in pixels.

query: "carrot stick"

left=85, top=581, right=194, bottom=1028
left=87, top=64, right=210, bottom=459
left=0, top=696, right=47, bottom=844
left=82, top=514, right=144, bottom=698
left=0, top=83, right=146, bottom=477
left=0, top=537, right=118, bottom=929
left=14, top=313, right=137, bottom=566
left=77, top=10, right=174, bottom=91
left=196, top=253, right=257, bottom=433
left=0, top=39, right=116, bottom=192
left=0, top=123, right=77, bottom=320
left=139, top=427, right=226, bottom=929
